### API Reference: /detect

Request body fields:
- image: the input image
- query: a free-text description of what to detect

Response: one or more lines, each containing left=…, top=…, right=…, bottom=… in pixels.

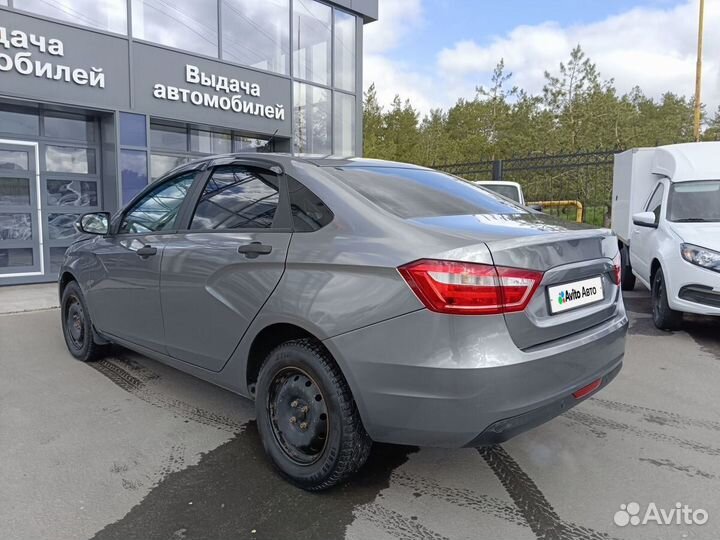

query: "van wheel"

left=651, top=268, right=682, bottom=331
left=620, top=245, right=636, bottom=291
left=61, top=281, right=106, bottom=362
left=255, top=339, right=372, bottom=491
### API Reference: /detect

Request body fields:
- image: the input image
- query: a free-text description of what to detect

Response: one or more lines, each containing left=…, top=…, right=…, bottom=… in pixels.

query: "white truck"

left=612, top=142, right=720, bottom=329
left=475, top=181, right=526, bottom=204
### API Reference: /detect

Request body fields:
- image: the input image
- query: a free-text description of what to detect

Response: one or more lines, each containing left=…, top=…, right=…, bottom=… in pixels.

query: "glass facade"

left=293, top=82, right=330, bottom=156
left=222, top=0, right=290, bottom=75
left=13, top=0, right=127, bottom=34
left=334, top=10, right=356, bottom=92
left=132, top=0, right=219, bottom=57
left=293, top=0, right=331, bottom=86
left=333, top=92, right=355, bottom=157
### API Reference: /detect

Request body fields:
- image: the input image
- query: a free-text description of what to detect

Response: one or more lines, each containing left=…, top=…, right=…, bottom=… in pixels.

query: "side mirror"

left=632, top=211, right=658, bottom=229
left=76, top=212, right=110, bottom=235
left=529, top=204, right=543, bottom=212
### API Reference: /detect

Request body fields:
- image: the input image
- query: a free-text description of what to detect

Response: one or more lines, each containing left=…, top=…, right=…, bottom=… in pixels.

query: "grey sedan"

left=59, top=154, right=627, bottom=490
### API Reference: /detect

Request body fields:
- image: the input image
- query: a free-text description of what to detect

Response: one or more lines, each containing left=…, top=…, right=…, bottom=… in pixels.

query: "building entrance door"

left=0, top=140, right=43, bottom=279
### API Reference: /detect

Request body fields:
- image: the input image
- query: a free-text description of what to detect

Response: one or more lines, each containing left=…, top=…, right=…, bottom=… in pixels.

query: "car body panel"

left=80, top=233, right=168, bottom=353
left=160, top=231, right=292, bottom=371
left=60, top=153, right=627, bottom=448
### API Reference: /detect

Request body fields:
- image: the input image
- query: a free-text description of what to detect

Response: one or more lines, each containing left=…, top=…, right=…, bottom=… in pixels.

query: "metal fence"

left=436, top=150, right=618, bottom=226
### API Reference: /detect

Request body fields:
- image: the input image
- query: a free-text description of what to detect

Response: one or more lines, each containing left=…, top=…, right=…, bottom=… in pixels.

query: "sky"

left=363, top=0, right=720, bottom=117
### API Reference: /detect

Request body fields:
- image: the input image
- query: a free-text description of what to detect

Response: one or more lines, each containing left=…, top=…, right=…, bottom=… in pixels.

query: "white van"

left=612, top=142, right=720, bottom=329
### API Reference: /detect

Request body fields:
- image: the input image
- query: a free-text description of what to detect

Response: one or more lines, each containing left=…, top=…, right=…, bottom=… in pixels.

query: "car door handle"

left=238, top=242, right=272, bottom=258
left=136, top=245, right=158, bottom=258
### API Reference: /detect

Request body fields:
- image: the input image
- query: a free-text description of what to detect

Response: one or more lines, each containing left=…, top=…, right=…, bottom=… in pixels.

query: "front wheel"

left=651, top=268, right=683, bottom=331
left=61, top=281, right=106, bottom=362
left=255, top=339, right=371, bottom=491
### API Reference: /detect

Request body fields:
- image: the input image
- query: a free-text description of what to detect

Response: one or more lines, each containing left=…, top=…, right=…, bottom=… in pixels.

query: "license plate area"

left=547, top=276, right=604, bottom=314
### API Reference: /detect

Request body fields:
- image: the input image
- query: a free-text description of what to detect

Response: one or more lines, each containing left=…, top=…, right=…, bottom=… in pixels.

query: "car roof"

left=178, top=153, right=432, bottom=171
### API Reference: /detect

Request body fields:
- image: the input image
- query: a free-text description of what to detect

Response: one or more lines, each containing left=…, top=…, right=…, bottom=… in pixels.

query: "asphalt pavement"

left=1, top=287, right=719, bottom=540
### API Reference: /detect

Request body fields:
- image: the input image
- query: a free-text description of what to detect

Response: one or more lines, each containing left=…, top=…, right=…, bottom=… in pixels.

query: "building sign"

left=0, top=27, right=106, bottom=88
left=0, top=10, right=130, bottom=108
left=133, top=43, right=291, bottom=137
left=151, top=65, right=285, bottom=122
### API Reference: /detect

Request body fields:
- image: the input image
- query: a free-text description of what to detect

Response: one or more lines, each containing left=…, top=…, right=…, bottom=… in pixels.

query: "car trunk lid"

left=408, top=213, right=621, bottom=349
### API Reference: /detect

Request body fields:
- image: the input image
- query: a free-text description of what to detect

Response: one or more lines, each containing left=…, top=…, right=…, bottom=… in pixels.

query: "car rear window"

left=331, top=166, right=526, bottom=219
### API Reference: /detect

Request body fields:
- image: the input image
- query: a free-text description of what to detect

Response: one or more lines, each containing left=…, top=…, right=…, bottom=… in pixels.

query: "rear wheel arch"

left=246, top=323, right=330, bottom=395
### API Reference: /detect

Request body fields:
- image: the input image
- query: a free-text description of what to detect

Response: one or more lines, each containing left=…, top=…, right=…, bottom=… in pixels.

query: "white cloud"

left=365, top=0, right=720, bottom=117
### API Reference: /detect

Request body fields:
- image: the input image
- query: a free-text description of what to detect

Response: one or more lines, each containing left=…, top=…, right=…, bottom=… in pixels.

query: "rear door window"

left=332, top=166, right=526, bottom=219
left=190, top=166, right=280, bottom=230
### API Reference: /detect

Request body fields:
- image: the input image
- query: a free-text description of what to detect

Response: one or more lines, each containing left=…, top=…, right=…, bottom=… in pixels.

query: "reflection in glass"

left=132, top=0, right=218, bottom=57
left=48, top=213, right=81, bottom=240
left=50, top=247, right=68, bottom=272
left=120, top=113, right=147, bottom=147
left=121, top=150, right=149, bottom=204
left=293, top=82, right=330, bottom=156
left=44, top=114, right=95, bottom=142
left=0, top=109, right=39, bottom=136
left=293, top=0, right=331, bottom=85
left=151, top=154, right=191, bottom=180
left=0, top=178, right=31, bottom=206
left=233, top=136, right=271, bottom=153
left=190, top=130, right=231, bottom=154
left=0, top=150, right=29, bottom=171
left=333, top=93, right=356, bottom=156
left=47, top=179, right=99, bottom=207
left=150, top=124, right=188, bottom=152
left=120, top=173, right=195, bottom=233
left=191, top=167, right=278, bottom=230
left=0, top=213, right=32, bottom=240
left=0, top=248, right=33, bottom=270
left=222, top=0, right=289, bottom=74
left=334, top=10, right=356, bottom=92
left=45, top=146, right=96, bottom=174
left=14, top=0, right=127, bottom=34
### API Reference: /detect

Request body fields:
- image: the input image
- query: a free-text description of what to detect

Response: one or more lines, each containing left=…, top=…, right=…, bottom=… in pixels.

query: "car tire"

left=255, top=339, right=372, bottom=491
left=61, top=281, right=105, bottom=362
left=620, top=245, right=636, bottom=291
left=651, top=268, right=682, bottom=331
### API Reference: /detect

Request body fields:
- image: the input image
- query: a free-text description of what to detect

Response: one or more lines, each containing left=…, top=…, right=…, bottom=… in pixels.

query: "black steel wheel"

left=651, top=267, right=683, bottom=331
left=61, top=281, right=105, bottom=362
left=267, top=367, right=329, bottom=465
left=255, top=339, right=372, bottom=491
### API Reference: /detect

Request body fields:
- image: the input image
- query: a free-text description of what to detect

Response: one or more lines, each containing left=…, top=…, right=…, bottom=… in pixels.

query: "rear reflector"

left=398, top=259, right=543, bottom=315
left=572, top=378, right=602, bottom=400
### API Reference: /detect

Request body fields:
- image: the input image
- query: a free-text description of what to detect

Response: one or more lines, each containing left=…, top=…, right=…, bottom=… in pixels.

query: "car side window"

left=190, top=166, right=279, bottom=230
left=287, top=177, right=333, bottom=232
left=645, top=184, right=665, bottom=224
left=118, top=172, right=196, bottom=234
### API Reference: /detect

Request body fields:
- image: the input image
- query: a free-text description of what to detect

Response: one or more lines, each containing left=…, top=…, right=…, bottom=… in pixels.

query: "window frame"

left=181, top=161, right=293, bottom=234
left=112, top=168, right=203, bottom=237
left=644, top=182, right=665, bottom=225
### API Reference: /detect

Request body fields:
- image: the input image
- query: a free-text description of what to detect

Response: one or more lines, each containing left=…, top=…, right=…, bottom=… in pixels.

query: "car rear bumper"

left=324, top=305, right=627, bottom=448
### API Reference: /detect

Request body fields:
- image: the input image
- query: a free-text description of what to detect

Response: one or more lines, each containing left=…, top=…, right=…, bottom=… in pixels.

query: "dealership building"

left=0, top=0, right=377, bottom=284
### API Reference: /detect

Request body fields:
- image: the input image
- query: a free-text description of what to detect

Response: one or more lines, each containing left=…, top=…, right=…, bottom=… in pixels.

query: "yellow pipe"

left=527, top=200, right=584, bottom=223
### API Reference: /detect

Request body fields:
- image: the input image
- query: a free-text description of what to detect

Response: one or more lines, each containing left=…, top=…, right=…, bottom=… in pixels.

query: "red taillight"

left=612, top=253, right=622, bottom=285
left=398, top=259, right=543, bottom=315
